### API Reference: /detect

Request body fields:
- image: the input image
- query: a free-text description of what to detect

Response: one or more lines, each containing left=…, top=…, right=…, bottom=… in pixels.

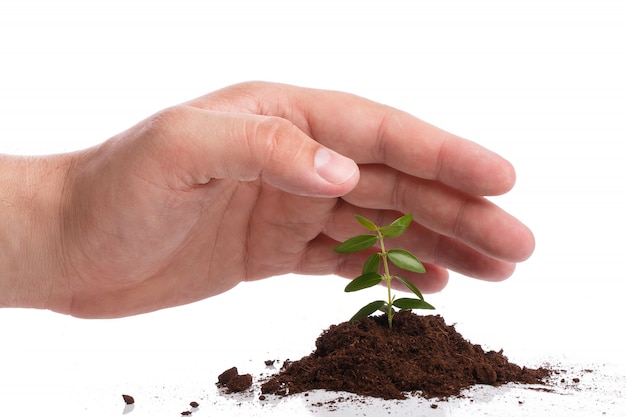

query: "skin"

left=0, top=81, right=534, bottom=318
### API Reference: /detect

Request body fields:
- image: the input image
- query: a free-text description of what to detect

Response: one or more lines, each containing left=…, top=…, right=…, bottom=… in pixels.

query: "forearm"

left=0, top=153, right=71, bottom=310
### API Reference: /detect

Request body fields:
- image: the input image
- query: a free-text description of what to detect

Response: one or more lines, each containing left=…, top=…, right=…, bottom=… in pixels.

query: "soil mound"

left=261, top=312, right=550, bottom=399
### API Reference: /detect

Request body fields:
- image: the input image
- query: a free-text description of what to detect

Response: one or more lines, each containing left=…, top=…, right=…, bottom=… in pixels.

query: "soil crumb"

left=261, top=312, right=551, bottom=399
left=217, top=367, right=239, bottom=385
left=217, top=366, right=253, bottom=392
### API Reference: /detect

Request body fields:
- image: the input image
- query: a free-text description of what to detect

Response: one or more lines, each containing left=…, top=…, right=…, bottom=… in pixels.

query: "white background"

left=1, top=1, right=625, bottom=416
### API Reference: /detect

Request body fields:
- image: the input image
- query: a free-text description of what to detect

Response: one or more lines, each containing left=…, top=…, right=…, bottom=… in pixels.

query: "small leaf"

left=393, top=298, right=435, bottom=310
left=387, top=249, right=426, bottom=273
left=355, top=215, right=378, bottom=231
left=378, top=225, right=404, bottom=238
left=362, top=253, right=380, bottom=274
left=344, top=273, right=383, bottom=292
left=349, top=300, right=386, bottom=323
left=333, top=234, right=378, bottom=253
left=379, top=213, right=413, bottom=238
left=394, top=275, right=424, bottom=300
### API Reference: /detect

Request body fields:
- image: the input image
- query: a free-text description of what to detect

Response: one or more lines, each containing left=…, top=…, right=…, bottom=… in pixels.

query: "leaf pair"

left=333, top=214, right=414, bottom=254
left=349, top=298, right=435, bottom=323
left=345, top=273, right=424, bottom=301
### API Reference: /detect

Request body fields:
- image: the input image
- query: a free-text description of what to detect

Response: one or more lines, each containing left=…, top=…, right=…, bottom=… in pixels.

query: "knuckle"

left=248, top=116, right=299, bottom=160
left=141, top=105, right=191, bottom=140
left=390, top=171, right=410, bottom=212
left=253, top=115, right=295, bottom=138
left=232, top=80, right=272, bottom=92
left=231, top=81, right=278, bottom=99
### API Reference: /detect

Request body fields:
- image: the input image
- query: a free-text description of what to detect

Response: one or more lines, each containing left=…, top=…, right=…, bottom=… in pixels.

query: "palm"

left=63, top=157, right=341, bottom=317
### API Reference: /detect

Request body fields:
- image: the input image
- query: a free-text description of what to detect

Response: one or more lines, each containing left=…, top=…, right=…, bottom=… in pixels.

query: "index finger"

left=187, top=81, right=516, bottom=196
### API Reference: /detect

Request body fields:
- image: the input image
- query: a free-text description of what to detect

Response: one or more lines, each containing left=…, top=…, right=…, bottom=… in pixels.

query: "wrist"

left=0, top=153, right=72, bottom=311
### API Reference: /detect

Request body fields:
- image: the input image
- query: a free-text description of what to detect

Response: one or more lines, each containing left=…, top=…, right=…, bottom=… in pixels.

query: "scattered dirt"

left=217, top=367, right=239, bottom=385
left=121, top=394, right=135, bottom=405
left=228, top=374, right=253, bottom=392
left=259, top=312, right=551, bottom=399
left=217, top=366, right=253, bottom=392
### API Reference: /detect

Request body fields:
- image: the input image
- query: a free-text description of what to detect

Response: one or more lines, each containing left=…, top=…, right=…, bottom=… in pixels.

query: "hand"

left=49, top=81, right=534, bottom=318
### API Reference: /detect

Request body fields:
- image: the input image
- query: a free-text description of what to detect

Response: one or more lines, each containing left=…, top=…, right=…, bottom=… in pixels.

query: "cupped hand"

left=56, top=81, right=534, bottom=318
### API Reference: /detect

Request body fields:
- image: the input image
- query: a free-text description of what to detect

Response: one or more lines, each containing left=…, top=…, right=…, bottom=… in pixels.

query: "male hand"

left=54, top=81, right=534, bottom=317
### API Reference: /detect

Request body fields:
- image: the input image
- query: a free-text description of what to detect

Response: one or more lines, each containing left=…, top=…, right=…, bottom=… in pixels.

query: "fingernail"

left=314, top=148, right=358, bottom=185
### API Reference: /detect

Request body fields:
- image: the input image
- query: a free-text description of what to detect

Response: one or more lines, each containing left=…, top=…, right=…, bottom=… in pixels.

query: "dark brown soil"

left=217, top=367, right=253, bottom=392
left=217, top=367, right=239, bottom=385
left=121, top=394, right=135, bottom=405
left=260, top=312, right=551, bottom=399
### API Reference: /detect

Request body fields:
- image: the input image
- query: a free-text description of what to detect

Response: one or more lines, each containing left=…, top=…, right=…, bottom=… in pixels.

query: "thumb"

left=167, top=107, right=360, bottom=197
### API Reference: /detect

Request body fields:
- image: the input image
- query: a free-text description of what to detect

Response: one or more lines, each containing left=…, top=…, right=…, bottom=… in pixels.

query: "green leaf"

left=362, top=253, right=380, bottom=274
left=349, top=300, right=386, bottom=323
left=392, top=212, right=413, bottom=227
left=387, top=249, right=426, bottom=273
left=393, top=298, right=435, bottom=310
left=333, top=234, right=378, bottom=253
left=378, top=225, right=404, bottom=238
left=355, top=215, right=378, bottom=231
left=379, top=213, right=413, bottom=238
left=344, top=273, right=383, bottom=292
left=393, top=275, right=424, bottom=300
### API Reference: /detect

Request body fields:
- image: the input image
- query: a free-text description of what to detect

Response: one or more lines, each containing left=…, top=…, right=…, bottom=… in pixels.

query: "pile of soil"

left=260, top=311, right=551, bottom=399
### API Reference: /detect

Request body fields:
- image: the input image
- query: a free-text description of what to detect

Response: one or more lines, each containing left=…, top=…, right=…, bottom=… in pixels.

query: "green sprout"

left=333, top=213, right=435, bottom=329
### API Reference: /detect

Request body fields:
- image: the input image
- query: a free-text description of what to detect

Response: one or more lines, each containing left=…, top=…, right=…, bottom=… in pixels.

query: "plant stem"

left=378, top=230, right=394, bottom=329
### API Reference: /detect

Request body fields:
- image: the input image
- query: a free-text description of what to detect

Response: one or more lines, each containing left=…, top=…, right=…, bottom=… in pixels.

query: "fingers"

left=187, top=81, right=516, bottom=196
left=339, top=164, right=535, bottom=263
left=179, top=82, right=532, bottom=284
left=141, top=105, right=360, bottom=197
left=323, top=203, right=519, bottom=281
left=304, top=99, right=517, bottom=197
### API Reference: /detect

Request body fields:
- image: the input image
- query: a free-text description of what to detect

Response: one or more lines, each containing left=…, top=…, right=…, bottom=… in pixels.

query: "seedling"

left=333, top=213, right=434, bottom=329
